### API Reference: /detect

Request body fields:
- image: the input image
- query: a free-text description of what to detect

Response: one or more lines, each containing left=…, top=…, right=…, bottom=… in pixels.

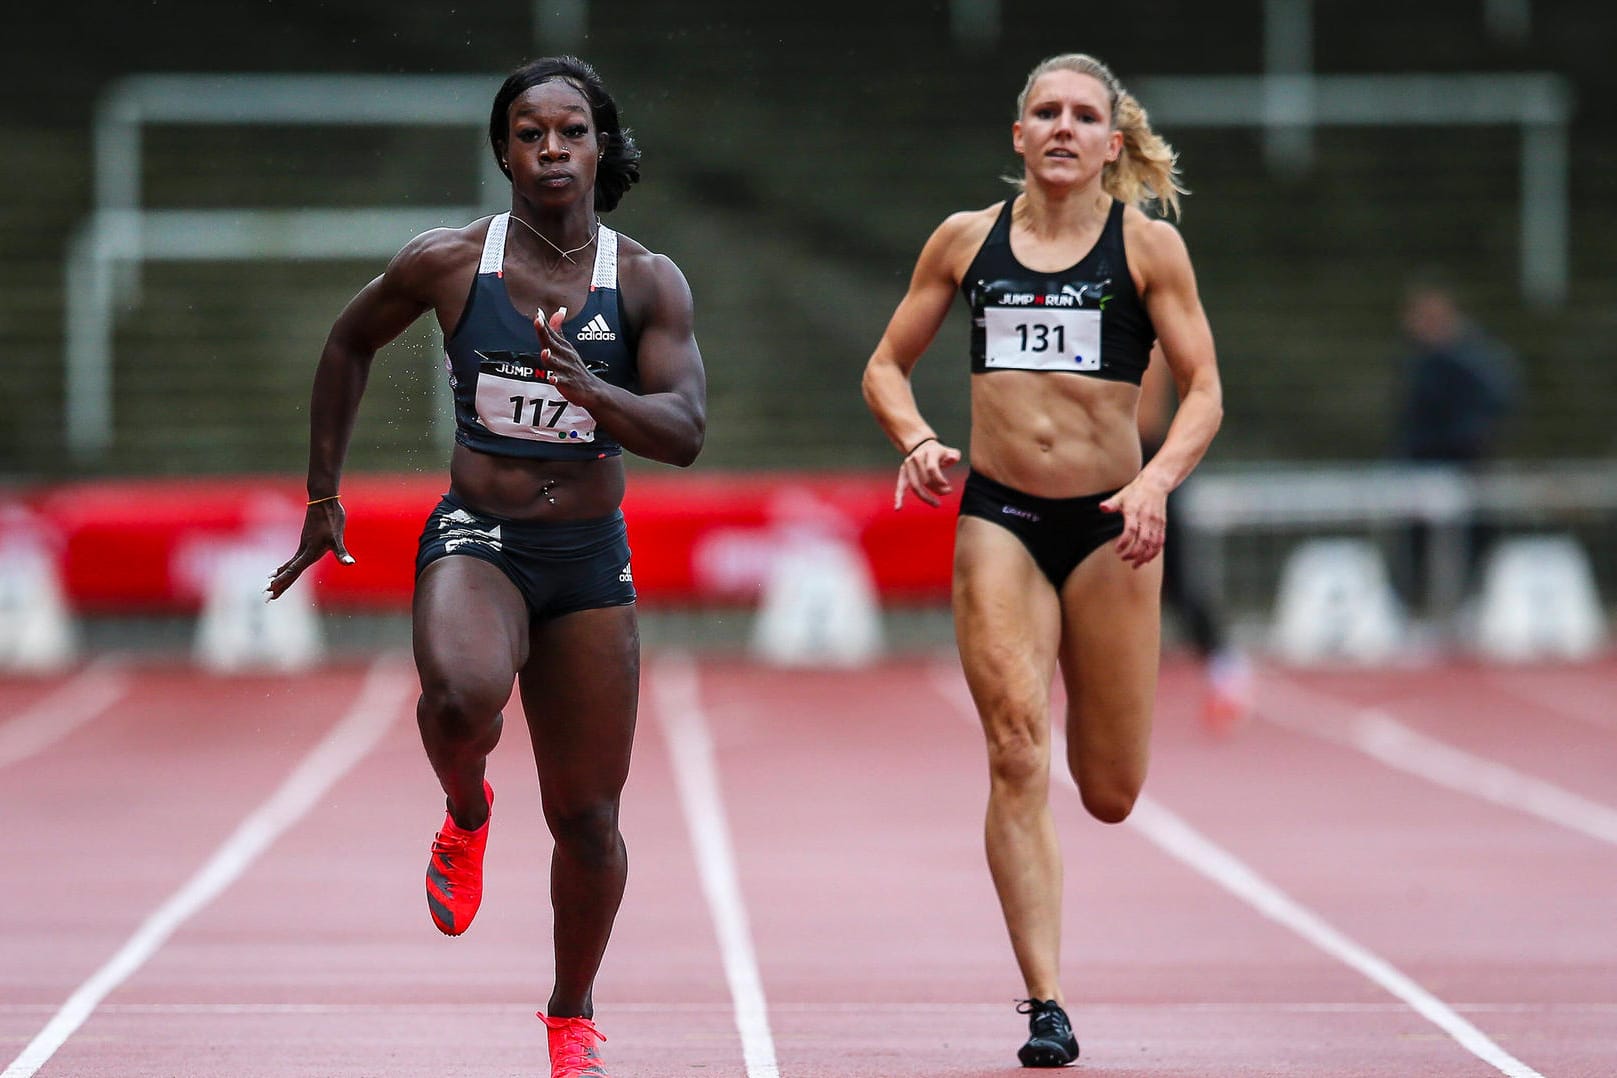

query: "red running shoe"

left=425, top=780, right=492, bottom=936
left=1199, top=651, right=1253, bottom=738
left=539, top=1013, right=609, bottom=1077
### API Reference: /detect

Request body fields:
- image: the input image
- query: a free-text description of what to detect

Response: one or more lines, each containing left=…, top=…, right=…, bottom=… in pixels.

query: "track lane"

left=1240, top=660, right=1617, bottom=1076
left=1481, top=655, right=1617, bottom=735
left=6, top=659, right=414, bottom=1077
left=0, top=661, right=128, bottom=770
left=6, top=651, right=1613, bottom=1075
left=687, top=655, right=1554, bottom=1076
left=3, top=666, right=382, bottom=1016
left=19, top=657, right=742, bottom=1076
left=1264, top=660, right=1617, bottom=806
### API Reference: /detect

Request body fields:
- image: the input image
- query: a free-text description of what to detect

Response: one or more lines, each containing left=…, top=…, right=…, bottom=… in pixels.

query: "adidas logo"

left=576, top=313, right=617, bottom=341
left=617, top=562, right=633, bottom=583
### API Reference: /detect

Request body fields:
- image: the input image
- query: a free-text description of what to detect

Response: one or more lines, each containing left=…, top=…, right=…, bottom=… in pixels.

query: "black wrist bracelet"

left=903, top=436, right=938, bottom=458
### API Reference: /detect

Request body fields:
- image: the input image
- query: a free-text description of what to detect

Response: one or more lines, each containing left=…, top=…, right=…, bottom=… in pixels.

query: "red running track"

left=3, top=649, right=1615, bottom=1077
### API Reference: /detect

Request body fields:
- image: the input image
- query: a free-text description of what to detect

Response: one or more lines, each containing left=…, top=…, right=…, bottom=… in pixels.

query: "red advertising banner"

left=11, top=472, right=961, bottom=613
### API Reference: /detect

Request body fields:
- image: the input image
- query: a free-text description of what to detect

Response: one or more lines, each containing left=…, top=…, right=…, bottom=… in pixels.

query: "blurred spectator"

left=1139, top=347, right=1250, bottom=736
left=1396, top=279, right=1521, bottom=466
left=1392, top=277, right=1522, bottom=612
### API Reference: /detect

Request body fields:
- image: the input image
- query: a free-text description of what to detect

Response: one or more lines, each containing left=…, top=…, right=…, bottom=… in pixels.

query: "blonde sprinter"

left=861, top=53, right=1223, bottom=1067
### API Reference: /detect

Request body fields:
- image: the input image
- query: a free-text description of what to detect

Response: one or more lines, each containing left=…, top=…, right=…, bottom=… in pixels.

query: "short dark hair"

left=489, top=56, right=642, bottom=212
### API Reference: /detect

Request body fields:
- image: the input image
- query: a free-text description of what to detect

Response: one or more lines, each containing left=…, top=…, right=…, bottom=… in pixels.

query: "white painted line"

left=4, top=999, right=1615, bottom=1017
left=651, top=654, right=780, bottom=1078
left=1259, top=676, right=1617, bottom=847
left=1483, top=666, right=1617, bottom=733
left=0, top=660, right=128, bottom=769
left=927, top=661, right=1547, bottom=1078
left=2, top=656, right=415, bottom=1078
left=1126, top=797, right=1545, bottom=1078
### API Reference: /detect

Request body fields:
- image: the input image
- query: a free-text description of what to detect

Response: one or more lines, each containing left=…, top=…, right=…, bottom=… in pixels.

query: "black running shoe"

left=1016, top=998, right=1079, bottom=1067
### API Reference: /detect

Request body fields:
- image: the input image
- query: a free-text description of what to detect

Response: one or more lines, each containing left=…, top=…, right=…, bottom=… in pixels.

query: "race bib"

left=473, top=353, right=596, bottom=443
left=983, top=306, right=1101, bottom=372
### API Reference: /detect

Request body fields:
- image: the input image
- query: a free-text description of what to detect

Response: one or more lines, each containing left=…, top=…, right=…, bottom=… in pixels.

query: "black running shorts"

left=415, top=493, right=636, bottom=620
left=957, top=471, right=1124, bottom=589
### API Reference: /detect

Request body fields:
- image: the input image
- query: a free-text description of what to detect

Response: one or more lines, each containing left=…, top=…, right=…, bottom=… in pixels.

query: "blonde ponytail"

left=1107, top=90, right=1185, bottom=220
left=1013, top=53, right=1188, bottom=220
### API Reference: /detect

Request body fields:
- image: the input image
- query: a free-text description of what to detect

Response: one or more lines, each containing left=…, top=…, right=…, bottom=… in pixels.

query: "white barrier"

left=193, top=546, right=324, bottom=673
left=1472, top=535, right=1606, bottom=661
left=0, top=542, right=78, bottom=672
left=1270, top=539, right=1407, bottom=664
left=1180, top=461, right=1617, bottom=628
left=750, top=535, right=884, bottom=668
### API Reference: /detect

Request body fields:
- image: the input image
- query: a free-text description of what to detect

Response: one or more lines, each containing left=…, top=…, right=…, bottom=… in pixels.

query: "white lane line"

left=2, top=655, right=416, bottom=1078
left=1126, top=798, right=1545, bottom=1078
left=0, top=660, right=128, bottom=769
left=650, top=653, right=781, bottom=1078
left=1483, top=666, right=1617, bottom=733
left=927, top=661, right=1547, bottom=1078
left=5, top=1000, right=1616, bottom=1016
left=1259, top=675, right=1617, bottom=847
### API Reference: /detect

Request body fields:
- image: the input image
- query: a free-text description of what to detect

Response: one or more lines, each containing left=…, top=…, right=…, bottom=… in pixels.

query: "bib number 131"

left=984, top=307, right=1102, bottom=372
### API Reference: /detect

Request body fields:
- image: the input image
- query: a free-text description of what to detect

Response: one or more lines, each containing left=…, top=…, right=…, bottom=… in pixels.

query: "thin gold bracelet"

left=306, top=494, right=341, bottom=506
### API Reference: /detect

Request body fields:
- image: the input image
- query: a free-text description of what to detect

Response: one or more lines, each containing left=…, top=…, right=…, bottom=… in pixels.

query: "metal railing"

left=1180, top=460, right=1616, bottom=622
left=65, top=73, right=505, bottom=458
left=63, top=68, right=1574, bottom=460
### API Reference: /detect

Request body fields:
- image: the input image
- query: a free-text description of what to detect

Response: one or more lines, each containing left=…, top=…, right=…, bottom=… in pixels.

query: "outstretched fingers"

left=265, top=504, right=355, bottom=601
left=1100, top=489, right=1165, bottom=569
left=266, top=549, right=319, bottom=601
left=894, top=441, right=962, bottom=510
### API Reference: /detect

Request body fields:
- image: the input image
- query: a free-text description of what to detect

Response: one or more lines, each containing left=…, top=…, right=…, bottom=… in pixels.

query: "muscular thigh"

left=520, top=604, right=640, bottom=807
left=413, top=555, right=530, bottom=699
left=1057, top=545, right=1162, bottom=787
left=953, top=517, right=1062, bottom=740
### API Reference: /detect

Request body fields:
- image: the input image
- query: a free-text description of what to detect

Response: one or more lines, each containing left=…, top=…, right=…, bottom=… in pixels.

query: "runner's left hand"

left=1100, top=475, right=1169, bottom=568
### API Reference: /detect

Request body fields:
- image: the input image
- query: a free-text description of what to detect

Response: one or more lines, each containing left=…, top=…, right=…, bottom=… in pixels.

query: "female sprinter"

left=861, top=53, right=1223, bottom=1068
left=267, top=56, right=706, bottom=1078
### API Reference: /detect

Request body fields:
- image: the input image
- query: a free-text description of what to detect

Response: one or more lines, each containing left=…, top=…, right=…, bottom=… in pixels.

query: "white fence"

left=1180, top=460, right=1617, bottom=625
left=63, top=66, right=1574, bottom=461
left=65, top=73, right=505, bottom=458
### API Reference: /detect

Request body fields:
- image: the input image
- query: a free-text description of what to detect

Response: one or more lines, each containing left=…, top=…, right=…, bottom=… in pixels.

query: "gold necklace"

left=509, top=212, right=598, bottom=264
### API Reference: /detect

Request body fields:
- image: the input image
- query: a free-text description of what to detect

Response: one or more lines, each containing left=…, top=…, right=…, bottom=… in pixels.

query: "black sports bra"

left=960, top=198, right=1154, bottom=385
